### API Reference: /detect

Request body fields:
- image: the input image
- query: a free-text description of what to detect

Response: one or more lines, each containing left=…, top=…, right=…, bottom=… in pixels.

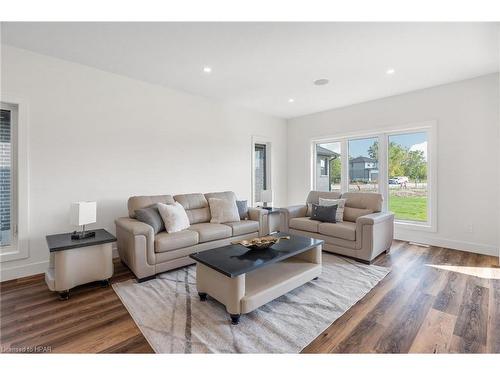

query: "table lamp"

left=261, top=189, right=273, bottom=209
left=70, top=201, right=97, bottom=240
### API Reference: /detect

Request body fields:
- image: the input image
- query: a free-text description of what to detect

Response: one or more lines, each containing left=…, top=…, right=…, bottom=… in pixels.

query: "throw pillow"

left=135, top=204, right=165, bottom=234
left=310, top=203, right=337, bottom=223
left=157, top=202, right=190, bottom=233
left=343, top=207, right=374, bottom=222
left=319, top=197, right=346, bottom=223
left=236, top=200, right=249, bottom=220
left=209, top=198, right=240, bottom=224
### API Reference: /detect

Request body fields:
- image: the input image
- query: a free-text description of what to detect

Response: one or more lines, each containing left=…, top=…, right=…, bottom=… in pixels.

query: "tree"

left=388, top=142, right=406, bottom=178
left=403, top=150, right=427, bottom=186
left=368, top=141, right=378, bottom=159
left=329, top=156, right=341, bottom=188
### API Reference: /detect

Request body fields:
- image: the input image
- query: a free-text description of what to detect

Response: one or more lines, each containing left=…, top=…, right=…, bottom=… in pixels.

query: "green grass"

left=388, top=194, right=427, bottom=222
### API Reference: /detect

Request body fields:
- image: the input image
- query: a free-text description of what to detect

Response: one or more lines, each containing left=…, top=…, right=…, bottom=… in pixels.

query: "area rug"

left=113, top=253, right=389, bottom=353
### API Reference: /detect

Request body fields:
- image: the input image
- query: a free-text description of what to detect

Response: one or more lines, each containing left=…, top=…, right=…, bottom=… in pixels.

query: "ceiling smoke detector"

left=314, top=78, right=329, bottom=86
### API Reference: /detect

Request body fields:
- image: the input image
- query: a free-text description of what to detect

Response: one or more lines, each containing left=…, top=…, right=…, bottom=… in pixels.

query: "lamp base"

left=71, top=231, right=96, bottom=240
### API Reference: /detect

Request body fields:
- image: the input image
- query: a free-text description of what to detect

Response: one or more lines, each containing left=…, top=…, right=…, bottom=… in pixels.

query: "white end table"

left=45, top=229, right=116, bottom=300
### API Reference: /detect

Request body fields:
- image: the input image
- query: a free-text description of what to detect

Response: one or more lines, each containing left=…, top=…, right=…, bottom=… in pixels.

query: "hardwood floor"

left=1, top=241, right=499, bottom=353
left=0, top=260, right=153, bottom=353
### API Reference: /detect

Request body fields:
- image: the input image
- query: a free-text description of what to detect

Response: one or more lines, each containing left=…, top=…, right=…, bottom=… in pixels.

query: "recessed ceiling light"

left=288, top=98, right=295, bottom=103
left=203, top=66, right=212, bottom=73
left=314, top=78, right=329, bottom=86
left=386, top=68, right=395, bottom=75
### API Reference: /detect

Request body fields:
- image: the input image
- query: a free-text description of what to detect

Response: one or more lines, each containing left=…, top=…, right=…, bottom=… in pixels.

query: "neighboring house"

left=349, top=156, right=379, bottom=182
left=316, top=145, right=339, bottom=191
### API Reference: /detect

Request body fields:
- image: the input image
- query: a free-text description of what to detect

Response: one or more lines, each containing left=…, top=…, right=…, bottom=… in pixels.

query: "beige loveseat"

left=281, top=191, right=394, bottom=263
left=115, top=191, right=268, bottom=281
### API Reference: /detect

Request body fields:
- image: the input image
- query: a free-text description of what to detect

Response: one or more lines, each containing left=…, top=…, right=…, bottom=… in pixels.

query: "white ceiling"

left=1, top=22, right=498, bottom=118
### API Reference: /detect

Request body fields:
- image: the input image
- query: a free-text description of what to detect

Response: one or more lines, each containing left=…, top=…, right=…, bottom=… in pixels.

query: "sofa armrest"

left=115, top=217, right=156, bottom=279
left=356, top=212, right=395, bottom=225
left=115, top=217, right=154, bottom=236
left=248, top=207, right=269, bottom=235
left=281, top=205, right=307, bottom=219
left=355, top=212, right=395, bottom=262
left=280, top=205, right=307, bottom=232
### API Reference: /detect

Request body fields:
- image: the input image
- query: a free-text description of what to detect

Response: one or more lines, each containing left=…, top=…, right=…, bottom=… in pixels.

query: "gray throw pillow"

left=310, top=204, right=337, bottom=223
left=135, top=204, right=165, bottom=234
left=236, top=200, right=249, bottom=220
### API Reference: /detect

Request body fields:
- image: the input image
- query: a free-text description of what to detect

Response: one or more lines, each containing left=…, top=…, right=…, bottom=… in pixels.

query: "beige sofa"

left=115, top=191, right=268, bottom=281
left=281, top=191, right=394, bottom=263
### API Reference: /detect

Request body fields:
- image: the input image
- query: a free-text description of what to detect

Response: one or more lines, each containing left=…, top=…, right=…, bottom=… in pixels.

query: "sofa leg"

left=385, top=249, right=391, bottom=254
left=198, top=292, right=208, bottom=301
left=137, top=275, right=156, bottom=283
left=59, top=290, right=70, bottom=300
left=230, top=314, right=241, bottom=325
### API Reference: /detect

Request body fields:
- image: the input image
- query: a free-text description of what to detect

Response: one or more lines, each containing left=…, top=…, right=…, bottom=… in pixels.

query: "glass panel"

left=388, top=132, right=428, bottom=222
left=348, top=137, right=379, bottom=192
left=254, top=144, right=267, bottom=202
left=0, top=109, right=12, bottom=247
left=315, top=142, right=341, bottom=192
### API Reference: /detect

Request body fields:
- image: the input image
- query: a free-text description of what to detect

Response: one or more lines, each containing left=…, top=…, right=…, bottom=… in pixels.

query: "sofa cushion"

left=236, top=200, right=249, bottom=220
left=174, top=193, right=211, bottom=224
left=224, top=220, right=259, bottom=236
left=157, top=202, right=190, bottom=233
left=341, top=192, right=383, bottom=212
left=204, top=191, right=237, bottom=202
left=154, top=230, right=199, bottom=253
left=318, top=221, right=357, bottom=241
left=208, top=197, right=240, bottom=224
left=128, top=195, right=175, bottom=218
left=135, top=204, right=165, bottom=234
left=310, top=203, right=337, bottom=223
left=343, top=207, right=374, bottom=222
left=289, top=217, right=320, bottom=233
left=319, top=197, right=346, bottom=223
left=306, top=191, right=342, bottom=216
left=189, top=223, right=232, bottom=243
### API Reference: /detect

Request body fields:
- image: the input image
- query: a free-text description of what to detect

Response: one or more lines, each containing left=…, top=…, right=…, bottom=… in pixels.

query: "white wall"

left=287, top=74, right=499, bottom=256
left=0, top=45, right=288, bottom=281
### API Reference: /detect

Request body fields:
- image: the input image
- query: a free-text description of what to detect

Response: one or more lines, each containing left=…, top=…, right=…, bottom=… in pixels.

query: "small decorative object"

left=260, top=189, right=273, bottom=208
left=70, top=201, right=97, bottom=240
left=233, top=235, right=290, bottom=250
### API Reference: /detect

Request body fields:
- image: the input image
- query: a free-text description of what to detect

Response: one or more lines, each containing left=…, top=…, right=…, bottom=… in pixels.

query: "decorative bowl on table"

left=232, top=235, right=290, bottom=250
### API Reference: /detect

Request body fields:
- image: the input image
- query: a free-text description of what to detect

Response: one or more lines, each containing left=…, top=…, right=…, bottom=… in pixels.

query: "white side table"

left=259, top=208, right=283, bottom=235
left=45, top=229, right=116, bottom=300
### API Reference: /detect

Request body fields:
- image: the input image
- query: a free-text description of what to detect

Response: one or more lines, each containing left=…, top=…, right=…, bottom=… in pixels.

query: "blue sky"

left=321, top=132, right=427, bottom=159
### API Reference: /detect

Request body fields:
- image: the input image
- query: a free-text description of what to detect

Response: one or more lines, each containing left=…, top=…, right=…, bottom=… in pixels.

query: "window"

left=254, top=143, right=268, bottom=203
left=388, top=132, right=428, bottom=223
left=0, top=103, right=17, bottom=249
left=314, top=142, right=341, bottom=191
left=348, top=137, right=379, bottom=192
left=311, top=122, right=435, bottom=231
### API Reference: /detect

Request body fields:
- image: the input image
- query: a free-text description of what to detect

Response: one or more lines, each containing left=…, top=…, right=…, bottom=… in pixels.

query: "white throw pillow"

left=208, top=198, right=240, bottom=224
left=318, top=197, right=346, bottom=223
left=157, top=202, right=190, bottom=233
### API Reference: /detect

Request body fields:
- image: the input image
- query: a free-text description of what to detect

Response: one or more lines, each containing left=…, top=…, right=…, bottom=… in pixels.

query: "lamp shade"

left=70, top=201, right=96, bottom=226
left=261, top=189, right=273, bottom=203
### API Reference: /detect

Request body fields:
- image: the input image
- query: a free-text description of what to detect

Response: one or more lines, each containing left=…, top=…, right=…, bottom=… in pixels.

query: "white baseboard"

left=394, top=231, right=499, bottom=257
left=0, top=260, right=50, bottom=282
